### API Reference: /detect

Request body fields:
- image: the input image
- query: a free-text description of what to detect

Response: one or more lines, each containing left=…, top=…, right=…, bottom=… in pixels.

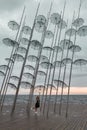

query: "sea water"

left=3, top=95, right=87, bottom=106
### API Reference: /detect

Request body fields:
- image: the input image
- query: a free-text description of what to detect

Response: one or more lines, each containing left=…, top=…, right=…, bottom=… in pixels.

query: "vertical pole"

left=65, top=0, right=82, bottom=118
left=11, top=2, right=40, bottom=115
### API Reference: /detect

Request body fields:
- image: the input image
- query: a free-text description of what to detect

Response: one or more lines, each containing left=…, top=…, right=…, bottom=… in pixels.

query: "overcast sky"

left=0, top=0, right=87, bottom=95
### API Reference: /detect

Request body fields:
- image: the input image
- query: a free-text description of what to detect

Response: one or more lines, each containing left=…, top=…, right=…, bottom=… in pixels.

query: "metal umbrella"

left=60, top=39, right=73, bottom=49
left=50, top=13, right=61, bottom=25
left=8, top=21, right=19, bottom=31
left=53, top=46, right=62, bottom=53
left=65, top=28, right=76, bottom=37
left=53, top=60, right=64, bottom=68
left=13, top=54, right=24, bottom=62
left=73, top=59, right=87, bottom=66
left=36, top=15, right=46, bottom=24
left=23, top=72, right=34, bottom=79
left=34, top=85, right=45, bottom=95
left=77, top=25, right=87, bottom=37
left=40, top=55, right=49, bottom=63
left=24, top=65, right=35, bottom=71
left=54, top=80, right=68, bottom=88
left=8, top=83, right=17, bottom=90
left=40, top=61, right=53, bottom=69
left=43, top=46, right=53, bottom=52
left=10, top=76, right=19, bottom=82
left=45, top=30, right=54, bottom=39
left=3, top=38, right=19, bottom=47
left=17, top=47, right=27, bottom=54
left=35, top=15, right=46, bottom=33
left=20, top=38, right=29, bottom=45
left=28, top=55, right=38, bottom=62
left=30, top=40, right=42, bottom=50
left=5, top=58, right=14, bottom=64
left=35, top=21, right=44, bottom=33
left=0, top=71, right=5, bottom=77
left=37, top=70, right=46, bottom=76
left=21, top=81, right=32, bottom=89
left=0, top=65, right=10, bottom=72
left=58, top=19, right=67, bottom=29
left=61, top=58, right=72, bottom=65
left=69, top=45, right=81, bottom=52
left=72, top=18, right=84, bottom=27
left=22, top=26, right=31, bottom=35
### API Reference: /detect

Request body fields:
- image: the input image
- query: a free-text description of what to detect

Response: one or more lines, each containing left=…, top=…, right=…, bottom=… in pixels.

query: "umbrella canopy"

left=21, top=81, right=32, bottom=89
left=0, top=71, right=5, bottom=77
left=25, top=65, right=35, bottom=71
left=40, top=55, right=49, bottom=63
left=45, top=30, right=54, bottom=39
left=36, top=15, right=46, bottom=24
left=60, top=39, right=73, bottom=49
left=10, top=76, right=19, bottom=82
left=30, top=40, right=42, bottom=50
left=43, top=46, right=53, bottom=52
left=22, top=26, right=31, bottom=35
left=5, top=58, right=14, bottom=63
left=13, top=54, right=24, bottom=62
left=72, top=18, right=84, bottom=27
left=73, top=59, right=87, bottom=66
left=77, top=26, right=87, bottom=37
left=37, top=71, right=46, bottom=76
left=35, top=85, right=45, bottom=89
left=50, top=13, right=61, bottom=25
left=20, top=38, right=29, bottom=45
left=40, top=62, right=53, bottom=69
left=61, top=58, right=72, bottom=65
left=58, top=19, right=67, bottom=29
left=8, top=83, right=17, bottom=90
left=66, top=28, right=76, bottom=37
left=69, top=45, right=81, bottom=52
left=53, top=61, right=64, bottom=68
left=46, top=84, right=56, bottom=90
left=3, top=38, right=19, bottom=47
left=54, top=80, right=68, bottom=87
left=34, top=85, right=45, bottom=93
left=8, top=21, right=19, bottom=30
left=53, top=46, right=62, bottom=53
left=28, top=55, right=38, bottom=62
left=35, top=21, right=44, bottom=33
left=17, top=47, right=27, bottom=54
left=0, top=65, right=10, bottom=71
left=23, top=72, right=34, bottom=79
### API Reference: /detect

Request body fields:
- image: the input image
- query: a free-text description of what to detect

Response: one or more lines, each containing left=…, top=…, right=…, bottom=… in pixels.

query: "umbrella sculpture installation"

left=0, top=0, right=87, bottom=120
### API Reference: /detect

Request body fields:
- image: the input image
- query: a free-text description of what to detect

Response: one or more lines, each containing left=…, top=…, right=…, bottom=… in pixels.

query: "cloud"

left=0, top=0, right=26, bottom=12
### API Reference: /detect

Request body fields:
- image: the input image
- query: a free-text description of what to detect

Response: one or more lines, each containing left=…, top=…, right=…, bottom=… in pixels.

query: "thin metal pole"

left=58, top=13, right=75, bottom=116
left=27, top=1, right=54, bottom=116
left=46, top=0, right=66, bottom=118
left=11, top=2, right=41, bottom=115
left=43, top=23, right=60, bottom=115
left=40, top=25, right=56, bottom=112
left=53, top=20, right=69, bottom=114
left=65, top=0, right=82, bottom=118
